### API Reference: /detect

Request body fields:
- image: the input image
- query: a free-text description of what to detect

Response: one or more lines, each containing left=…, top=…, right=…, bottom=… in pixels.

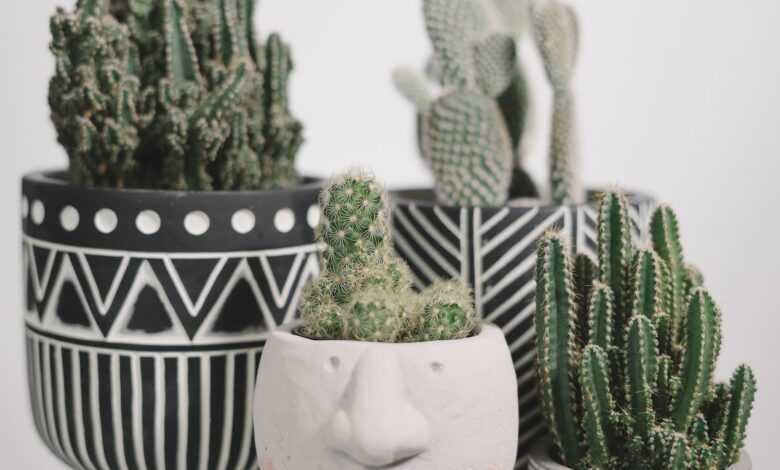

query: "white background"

left=2, top=0, right=778, bottom=467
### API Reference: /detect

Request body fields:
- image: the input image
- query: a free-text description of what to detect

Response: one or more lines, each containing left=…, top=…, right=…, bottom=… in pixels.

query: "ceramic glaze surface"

left=391, top=189, right=655, bottom=466
left=21, top=171, right=321, bottom=470
left=254, top=323, right=519, bottom=470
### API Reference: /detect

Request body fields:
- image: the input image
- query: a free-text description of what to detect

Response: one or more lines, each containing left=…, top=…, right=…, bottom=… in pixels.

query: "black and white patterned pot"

left=21, top=170, right=322, bottom=470
left=390, top=189, right=655, bottom=468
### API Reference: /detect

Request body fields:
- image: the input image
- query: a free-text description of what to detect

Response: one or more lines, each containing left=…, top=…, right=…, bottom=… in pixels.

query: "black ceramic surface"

left=22, top=171, right=322, bottom=470
left=391, top=188, right=655, bottom=469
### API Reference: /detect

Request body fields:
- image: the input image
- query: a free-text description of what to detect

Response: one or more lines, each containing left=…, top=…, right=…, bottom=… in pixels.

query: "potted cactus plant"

left=392, top=0, right=654, bottom=462
left=253, top=172, right=520, bottom=470
left=22, top=1, right=319, bottom=469
left=530, top=192, right=756, bottom=469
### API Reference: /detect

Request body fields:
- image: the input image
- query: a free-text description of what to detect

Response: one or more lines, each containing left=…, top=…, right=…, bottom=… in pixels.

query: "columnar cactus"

left=395, top=0, right=584, bottom=206
left=533, top=0, right=581, bottom=203
left=49, top=0, right=303, bottom=190
left=535, top=192, right=756, bottom=469
left=301, top=171, right=477, bottom=342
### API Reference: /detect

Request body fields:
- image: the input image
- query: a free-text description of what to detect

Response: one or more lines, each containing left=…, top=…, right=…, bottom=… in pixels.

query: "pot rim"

left=22, top=168, right=324, bottom=196
left=527, top=439, right=752, bottom=470
left=270, top=321, right=503, bottom=348
left=391, top=187, right=654, bottom=210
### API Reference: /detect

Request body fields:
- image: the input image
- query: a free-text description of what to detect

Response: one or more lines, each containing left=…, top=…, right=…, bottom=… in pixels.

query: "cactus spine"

left=535, top=191, right=756, bottom=469
left=49, top=0, right=303, bottom=190
left=301, top=171, right=476, bottom=343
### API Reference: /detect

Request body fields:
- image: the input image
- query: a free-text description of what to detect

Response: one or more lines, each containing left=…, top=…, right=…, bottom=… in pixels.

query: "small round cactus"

left=415, top=281, right=477, bottom=342
left=301, top=171, right=477, bottom=343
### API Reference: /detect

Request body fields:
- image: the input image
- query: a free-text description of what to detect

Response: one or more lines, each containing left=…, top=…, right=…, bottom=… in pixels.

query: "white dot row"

left=21, top=196, right=321, bottom=236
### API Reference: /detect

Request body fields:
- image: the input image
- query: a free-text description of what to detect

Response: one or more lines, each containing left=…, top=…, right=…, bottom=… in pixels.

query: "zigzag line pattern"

left=392, top=198, right=655, bottom=468
left=26, top=328, right=261, bottom=470
left=23, top=236, right=320, bottom=347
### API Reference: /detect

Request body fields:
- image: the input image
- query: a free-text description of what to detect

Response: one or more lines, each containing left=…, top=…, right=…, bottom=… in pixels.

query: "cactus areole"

left=48, top=0, right=304, bottom=191
left=533, top=192, right=756, bottom=470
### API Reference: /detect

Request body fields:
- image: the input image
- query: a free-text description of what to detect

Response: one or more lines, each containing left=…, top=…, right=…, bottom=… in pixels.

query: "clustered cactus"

left=394, top=0, right=581, bottom=207
left=535, top=192, right=756, bottom=469
left=49, top=0, right=303, bottom=190
left=300, top=171, right=477, bottom=342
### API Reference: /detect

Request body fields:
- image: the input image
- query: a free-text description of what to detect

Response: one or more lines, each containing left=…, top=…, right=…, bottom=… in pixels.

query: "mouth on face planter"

left=253, top=322, right=519, bottom=470
left=21, top=170, right=322, bottom=470
left=389, top=188, right=655, bottom=466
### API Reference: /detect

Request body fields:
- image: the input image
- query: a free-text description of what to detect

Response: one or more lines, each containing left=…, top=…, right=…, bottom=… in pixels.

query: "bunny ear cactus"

left=49, top=0, right=303, bottom=190
left=535, top=191, right=756, bottom=469
left=301, top=171, right=477, bottom=343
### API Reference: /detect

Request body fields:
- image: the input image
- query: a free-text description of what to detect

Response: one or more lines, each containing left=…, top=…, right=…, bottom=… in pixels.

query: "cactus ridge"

left=534, top=191, right=756, bottom=469
left=49, top=0, right=303, bottom=190
left=301, top=171, right=476, bottom=343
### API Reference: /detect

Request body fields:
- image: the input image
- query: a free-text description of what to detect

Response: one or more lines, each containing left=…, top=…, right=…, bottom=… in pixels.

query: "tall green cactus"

left=49, top=0, right=303, bottom=190
left=301, top=171, right=477, bottom=343
left=534, top=191, right=756, bottom=469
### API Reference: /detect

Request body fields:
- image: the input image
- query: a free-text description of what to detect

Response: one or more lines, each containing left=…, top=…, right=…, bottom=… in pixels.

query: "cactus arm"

left=217, top=0, right=241, bottom=65
left=626, top=315, right=658, bottom=438
left=422, top=0, right=484, bottom=89
left=574, top=253, right=596, bottom=342
left=672, top=288, right=719, bottom=432
left=719, top=366, right=757, bottom=467
left=535, top=232, right=582, bottom=466
left=533, top=0, right=581, bottom=204
left=77, top=0, right=106, bottom=18
left=392, top=67, right=434, bottom=113
left=650, top=205, right=686, bottom=343
left=580, top=345, right=614, bottom=468
left=423, top=91, right=513, bottom=207
left=473, top=33, right=517, bottom=98
left=631, top=249, right=665, bottom=321
left=597, top=192, right=633, bottom=345
left=587, top=282, right=614, bottom=351
left=163, top=0, right=202, bottom=86
left=668, top=433, right=689, bottom=470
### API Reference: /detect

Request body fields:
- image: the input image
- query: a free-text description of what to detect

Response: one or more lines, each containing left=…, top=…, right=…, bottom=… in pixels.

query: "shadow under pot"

left=528, top=441, right=752, bottom=470
left=253, top=323, right=519, bottom=470
left=390, top=188, right=655, bottom=466
left=21, top=170, right=322, bottom=470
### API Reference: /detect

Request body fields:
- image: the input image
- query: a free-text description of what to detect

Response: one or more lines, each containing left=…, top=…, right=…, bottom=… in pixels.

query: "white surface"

left=254, top=323, right=518, bottom=469
left=1, top=0, right=778, bottom=467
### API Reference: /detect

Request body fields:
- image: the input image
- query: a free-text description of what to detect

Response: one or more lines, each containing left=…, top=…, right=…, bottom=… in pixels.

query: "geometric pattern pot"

left=391, top=189, right=655, bottom=469
left=21, top=170, right=322, bottom=470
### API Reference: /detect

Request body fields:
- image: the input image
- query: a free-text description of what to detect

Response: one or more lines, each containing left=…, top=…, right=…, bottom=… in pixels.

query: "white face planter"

left=254, top=323, right=519, bottom=470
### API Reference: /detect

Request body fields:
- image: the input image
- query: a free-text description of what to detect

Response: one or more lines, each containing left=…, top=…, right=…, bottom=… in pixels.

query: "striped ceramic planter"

left=390, top=189, right=655, bottom=468
left=22, top=170, right=322, bottom=470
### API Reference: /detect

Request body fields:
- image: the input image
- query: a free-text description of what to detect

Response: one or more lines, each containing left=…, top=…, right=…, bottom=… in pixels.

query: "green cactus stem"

left=651, top=205, right=687, bottom=343
left=535, top=231, right=581, bottom=466
left=719, top=366, right=757, bottom=467
left=587, top=282, right=614, bottom=352
left=626, top=315, right=658, bottom=438
left=597, top=192, right=633, bottom=346
left=580, top=345, right=614, bottom=468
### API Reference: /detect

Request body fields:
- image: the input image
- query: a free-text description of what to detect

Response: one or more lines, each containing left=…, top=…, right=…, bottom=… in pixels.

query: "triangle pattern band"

left=22, top=237, right=322, bottom=346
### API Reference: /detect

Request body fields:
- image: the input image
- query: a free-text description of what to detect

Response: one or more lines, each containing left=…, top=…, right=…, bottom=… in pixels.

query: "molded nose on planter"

left=326, top=349, right=431, bottom=466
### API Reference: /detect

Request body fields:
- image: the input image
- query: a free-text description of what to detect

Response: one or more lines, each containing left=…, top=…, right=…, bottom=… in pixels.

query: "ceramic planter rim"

left=391, top=187, right=654, bottom=210
left=527, top=439, right=752, bottom=470
left=272, top=320, right=499, bottom=347
left=23, top=168, right=323, bottom=196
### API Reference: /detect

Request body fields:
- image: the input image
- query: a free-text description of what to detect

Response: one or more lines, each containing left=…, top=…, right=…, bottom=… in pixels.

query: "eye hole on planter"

left=430, top=361, right=445, bottom=374
left=326, top=356, right=341, bottom=372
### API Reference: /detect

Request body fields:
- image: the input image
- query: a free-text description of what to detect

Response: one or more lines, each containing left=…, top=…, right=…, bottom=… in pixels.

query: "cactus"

left=533, top=0, right=581, bottom=203
left=49, top=0, right=303, bottom=190
left=395, top=0, right=586, bottom=206
left=534, top=191, right=756, bottom=469
left=301, top=171, right=477, bottom=342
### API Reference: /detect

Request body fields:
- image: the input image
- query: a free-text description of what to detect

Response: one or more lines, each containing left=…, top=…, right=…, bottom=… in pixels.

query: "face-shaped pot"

left=253, top=323, right=519, bottom=470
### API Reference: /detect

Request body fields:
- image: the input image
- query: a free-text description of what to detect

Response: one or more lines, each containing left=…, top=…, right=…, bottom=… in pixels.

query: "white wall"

left=1, top=0, right=778, bottom=467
